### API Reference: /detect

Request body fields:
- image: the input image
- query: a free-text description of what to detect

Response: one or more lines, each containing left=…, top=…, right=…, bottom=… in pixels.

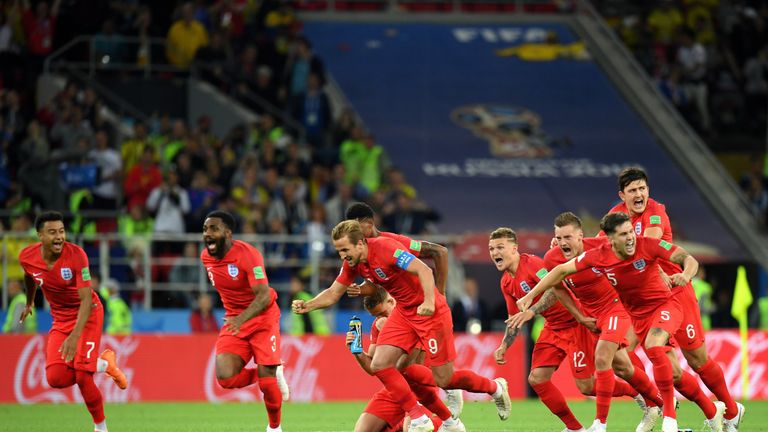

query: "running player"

left=489, top=226, right=599, bottom=432
left=293, top=220, right=510, bottom=432
left=201, top=211, right=287, bottom=432
left=604, top=167, right=742, bottom=431
left=508, top=213, right=664, bottom=432
left=518, top=212, right=725, bottom=432
left=351, top=287, right=446, bottom=432
left=19, top=211, right=127, bottom=432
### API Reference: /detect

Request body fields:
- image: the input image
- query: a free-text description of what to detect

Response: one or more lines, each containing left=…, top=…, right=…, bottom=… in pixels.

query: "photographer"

left=147, top=168, right=190, bottom=254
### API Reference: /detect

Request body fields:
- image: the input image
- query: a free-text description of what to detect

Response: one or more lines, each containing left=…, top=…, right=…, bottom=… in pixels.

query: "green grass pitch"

left=1, top=399, right=764, bottom=431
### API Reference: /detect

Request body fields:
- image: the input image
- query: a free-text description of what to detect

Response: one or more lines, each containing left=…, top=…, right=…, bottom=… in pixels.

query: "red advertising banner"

left=0, top=333, right=525, bottom=403
left=547, top=330, right=768, bottom=400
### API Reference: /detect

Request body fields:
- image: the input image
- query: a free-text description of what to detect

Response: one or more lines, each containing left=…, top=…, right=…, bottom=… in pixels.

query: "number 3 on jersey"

left=207, top=269, right=215, bottom=287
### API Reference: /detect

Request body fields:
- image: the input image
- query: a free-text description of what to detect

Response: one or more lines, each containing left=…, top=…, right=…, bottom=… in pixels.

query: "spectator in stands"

left=744, top=48, right=768, bottom=132
left=0, top=214, right=34, bottom=284
left=285, top=36, right=325, bottom=100
left=169, top=241, right=201, bottom=307
left=190, top=292, right=219, bottom=333
left=267, top=181, right=308, bottom=234
left=745, top=173, right=768, bottom=225
left=254, top=65, right=281, bottom=110
left=291, top=72, right=331, bottom=148
left=21, top=0, right=61, bottom=76
left=124, top=146, right=162, bottom=210
left=187, top=170, right=219, bottom=231
left=146, top=168, right=190, bottom=234
left=324, top=182, right=355, bottom=225
left=93, top=19, right=122, bottom=64
left=1, top=89, right=25, bottom=144
left=452, top=277, right=490, bottom=333
left=194, top=30, right=232, bottom=82
left=2, top=278, right=36, bottom=333
left=50, top=105, right=93, bottom=155
left=119, top=202, right=154, bottom=252
left=677, top=28, right=710, bottom=132
left=162, top=120, right=189, bottom=166
left=308, top=165, right=333, bottom=204
left=646, top=0, right=683, bottom=51
left=18, top=122, right=66, bottom=211
left=382, top=193, right=429, bottom=235
left=166, top=2, right=209, bottom=68
left=88, top=129, right=122, bottom=210
left=289, top=275, right=330, bottom=336
left=99, top=277, right=132, bottom=336
left=122, top=121, right=151, bottom=172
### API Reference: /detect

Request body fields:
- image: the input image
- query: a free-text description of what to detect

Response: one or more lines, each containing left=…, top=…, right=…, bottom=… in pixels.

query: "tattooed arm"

left=494, top=317, right=520, bottom=365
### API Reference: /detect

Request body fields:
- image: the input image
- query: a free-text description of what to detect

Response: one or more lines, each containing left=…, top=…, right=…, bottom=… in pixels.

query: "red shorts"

left=216, top=302, right=282, bottom=365
left=596, top=301, right=632, bottom=348
left=46, top=305, right=104, bottom=373
left=631, top=297, right=683, bottom=347
left=365, top=388, right=405, bottom=429
left=531, top=324, right=596, bottom=379
left=377, top=306, right=456, bottom=367
left=671, top=284, right=705, bottom=351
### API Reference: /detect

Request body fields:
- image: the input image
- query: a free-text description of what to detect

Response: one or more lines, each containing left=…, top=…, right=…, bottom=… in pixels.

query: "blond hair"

left=332, top=219, right=365, bottom=244
left=490, top=227, right=517, bottom=244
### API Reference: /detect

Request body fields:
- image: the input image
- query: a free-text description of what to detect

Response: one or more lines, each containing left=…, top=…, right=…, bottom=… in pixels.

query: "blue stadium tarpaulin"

left=305, top=22, right=745, bottom=260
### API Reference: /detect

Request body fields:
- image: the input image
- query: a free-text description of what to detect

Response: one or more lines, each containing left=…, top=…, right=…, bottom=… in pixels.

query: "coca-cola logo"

left=453, top=335, right=501, bottom=401
left=13, top=335, right=140, bottom=403
left=204, top=336, right=325, bottom=402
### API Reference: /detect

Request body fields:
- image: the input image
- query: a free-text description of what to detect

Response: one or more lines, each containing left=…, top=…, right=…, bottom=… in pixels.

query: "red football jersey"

left=201, top=240, right=277, bottom=317
left=574, top=236, right=676, bottom=320
left=19, top=242, right=99, bottom=327
left=336, top=236, right=447, bottom=316
left=500, top=253, right=576, bottom=331
left=606, top=198, right=684, bottom=280
left=379, top=231, right=422, bottom=257
left=544, top=237, right=619, bottom=318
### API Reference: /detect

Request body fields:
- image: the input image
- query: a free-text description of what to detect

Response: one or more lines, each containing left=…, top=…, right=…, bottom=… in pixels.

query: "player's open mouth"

left=561, top=246, right=572, bottom=254
left=205, top=239, right=217, bottom=253
left=625, top=240, right=635, bottom=254
left=494, top=257, right=503, bottom=265
left=52, top=242, right=63, bottom=251
left=633, top=198, right=644, bottom=208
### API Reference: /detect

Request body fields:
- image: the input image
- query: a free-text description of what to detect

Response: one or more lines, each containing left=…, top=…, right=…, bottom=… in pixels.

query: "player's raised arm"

left=418, top=240, right=449, bottom=295
left=517, top=259, right=579, bottom=312
left=292, top=280, right=348, bottom=314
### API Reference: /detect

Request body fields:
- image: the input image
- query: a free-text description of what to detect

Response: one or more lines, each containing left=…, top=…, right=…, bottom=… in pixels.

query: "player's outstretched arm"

left=668, top=246, right=698, bottom=287
left=60, top=287, right=94, bottom=363
left=553, top=286, right=597, bottom=332
left=292, top=280, right=347, bottom=314
left=419, top=241, right=449, bottom=295
left=517, top=260, right=577, bottom=312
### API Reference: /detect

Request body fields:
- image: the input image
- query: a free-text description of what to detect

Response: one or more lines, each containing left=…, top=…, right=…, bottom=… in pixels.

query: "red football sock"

left=696, top=359, right=738, bottom=420
left=625, top=365, right=663, bottom=407
left=374, top=367, right=424, bottom=419
left=75, top=371, right=105, bottom=424
left=402, top=364, right=437, bottom=386
left=217, top=368, right=259, bottom=389
left=531, top=381, right=582, bottom=430
left=45, top=364, right=76, bottom=388
left=409, top=382, right=452, bottom=421
left=645, top=346, right=675, bottom=418
left=674, top=372, right=716, bottom=419
left=595, top=369, right=616, bottom=423
left=613, top=378, right=638, bottom=397
left=258, top=376, right=282, bottom=428
left=628, top=350, right=655, bottom=407
left=446, top=369, right=496, bottom=394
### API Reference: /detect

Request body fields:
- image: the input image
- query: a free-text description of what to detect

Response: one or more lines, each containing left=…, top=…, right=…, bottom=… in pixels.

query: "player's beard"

left=208, top=237, right=228, bottom=259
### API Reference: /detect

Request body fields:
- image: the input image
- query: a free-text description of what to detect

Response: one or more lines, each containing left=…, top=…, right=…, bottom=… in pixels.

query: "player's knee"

left=527, top=370, right=547, bottom=386
left=433, top=374, right=450, bottom=388
left=594, top=354, right=612, bottom=371
left=611, top=360, right=632, bottom=378
left=46, top=366, right=74, bottom=388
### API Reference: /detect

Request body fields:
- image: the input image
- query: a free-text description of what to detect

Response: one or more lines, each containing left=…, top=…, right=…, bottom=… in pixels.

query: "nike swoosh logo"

left=32, top=272, right=42, bottom=276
